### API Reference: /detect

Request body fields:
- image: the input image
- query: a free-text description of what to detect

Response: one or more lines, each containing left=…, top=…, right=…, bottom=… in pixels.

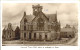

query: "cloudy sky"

left=2, top=3, right=78, bottom=29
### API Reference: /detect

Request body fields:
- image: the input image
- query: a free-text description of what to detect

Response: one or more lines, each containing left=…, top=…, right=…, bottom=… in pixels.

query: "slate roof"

left=46, top=14, right=56, bottom=22
left=3, top=25, right=16, bottom=31
left=21, top=13, right=57, bottom=23
left=61, top=27, right=74, bottom=32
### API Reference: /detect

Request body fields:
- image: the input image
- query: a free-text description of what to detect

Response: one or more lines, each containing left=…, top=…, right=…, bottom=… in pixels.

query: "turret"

left=32, top=4, right=43, bottom=16
left=23, top=11, right=26, bottom=17
left=55, top=11, right=58, bottom=22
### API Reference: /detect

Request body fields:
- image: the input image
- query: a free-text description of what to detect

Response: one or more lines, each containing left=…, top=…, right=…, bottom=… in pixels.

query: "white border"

left=1, top=0, right=79, bottom=2
left=1, top=1, right=79, bottom=3
left=1, top=1, right=80, bottom=50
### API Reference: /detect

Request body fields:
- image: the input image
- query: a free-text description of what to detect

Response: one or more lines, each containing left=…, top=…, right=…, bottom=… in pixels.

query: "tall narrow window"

left=24, top=33, right=26, bottom=38
left=34, top=33, right=36, bottom=39
left=24, top=26, right=26, bottom=30
left=29, top=33, right=31, bottom=39
left=39, top=35, right=42, bottom=40
left=45, top=35, right=47, bottom=40
left=37, top=17, right=44, bottom=30
left=24, top=18, right=27, bottom=24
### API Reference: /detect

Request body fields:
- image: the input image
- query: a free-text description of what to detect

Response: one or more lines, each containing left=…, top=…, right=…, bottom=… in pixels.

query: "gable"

left=32, top=12, right=49, bottom=22
left=46, top=14, right=56, bottom=22
left=20, top=15, right=35, bottom=23
left=20, top=13, right=57, bottom=24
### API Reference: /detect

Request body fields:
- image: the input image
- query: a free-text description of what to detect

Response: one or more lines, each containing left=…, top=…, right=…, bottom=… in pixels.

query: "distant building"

left=20, top=4, right=61, bottom=41
left=60, top=24, right=75, bottom=38
left=2, top=23, right=15, bottom=40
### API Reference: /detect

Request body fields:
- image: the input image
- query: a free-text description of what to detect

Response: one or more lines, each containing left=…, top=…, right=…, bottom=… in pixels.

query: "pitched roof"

left=3, top=25, right=16, bottom=31
left=23, top=14, right=56, bottom=22
left=25, top=15, right=35, bottom=22
left=32, top=12, right=49, bottom=22
left=61, top=27, right=73, bottom=32
left=46, top=14, right=56, bottom=22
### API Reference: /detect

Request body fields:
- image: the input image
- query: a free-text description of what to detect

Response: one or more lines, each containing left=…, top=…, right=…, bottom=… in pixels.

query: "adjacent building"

left=2, top=23, right=15, bottom=40
left=60, top=24, right=76, bottom=38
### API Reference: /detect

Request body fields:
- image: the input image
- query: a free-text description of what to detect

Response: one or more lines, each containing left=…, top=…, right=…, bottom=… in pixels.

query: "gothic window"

left=37, top=17, right=44, bottom=30
left=45, top=35, right=47, bottom=40
left=29, top=33, right=31, bottom=39
left=34, top=33, right=36, bottom=39
left=24, top=26, right=26, bottom=30
left=39, top=35, right=42, bottom=40
left=24, top=33, right=26, bottom=38
left=24, top=18, right=27, bottom=24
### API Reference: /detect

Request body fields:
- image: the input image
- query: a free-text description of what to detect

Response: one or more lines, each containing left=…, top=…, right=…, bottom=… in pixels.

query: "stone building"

left=2, top=23, right=15, bottom=40
left=60, top=24, right=76, bottom=38
left=20, top=4, right=61, bottom=41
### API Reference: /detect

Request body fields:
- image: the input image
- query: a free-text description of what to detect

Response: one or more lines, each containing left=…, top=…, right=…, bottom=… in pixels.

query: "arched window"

left=37, top=17, right=44, bottom=30
left=29, top=33, right=31, bottom=39
left=24, top=18, right=27, bottom=24
left=45, top=35, right=47, bottom=40
left=24, top=26, right=26, bottom=30
left=24, top=33, right=26, bottom=38
left=34, top=33, right=36, bottom=39
left=24, top=18, right=27, bottom=30
left=39, top=35, right=42, bottom=40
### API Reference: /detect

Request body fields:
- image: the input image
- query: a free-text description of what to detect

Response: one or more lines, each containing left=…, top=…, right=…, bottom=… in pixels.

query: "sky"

left=2, top=3, right=78, bottom=29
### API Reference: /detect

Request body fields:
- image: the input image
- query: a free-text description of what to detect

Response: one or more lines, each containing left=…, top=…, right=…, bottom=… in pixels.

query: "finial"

left=24, top=11, right=26, bottom=16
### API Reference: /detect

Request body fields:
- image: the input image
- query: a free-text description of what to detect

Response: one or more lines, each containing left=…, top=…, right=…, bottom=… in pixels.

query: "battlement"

left=32, top=4, right=43, bottom=9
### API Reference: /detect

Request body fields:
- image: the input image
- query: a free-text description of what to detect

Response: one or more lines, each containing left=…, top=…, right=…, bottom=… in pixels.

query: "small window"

left=24, top=18, right=27, bottom=24
left=45, top=35, right=47, bottom=39
left=24, top=33, right=26, bottom=38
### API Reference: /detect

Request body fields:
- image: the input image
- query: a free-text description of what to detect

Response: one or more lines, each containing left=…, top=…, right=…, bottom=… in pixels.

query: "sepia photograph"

left=2, top=3, right=78, bottom=46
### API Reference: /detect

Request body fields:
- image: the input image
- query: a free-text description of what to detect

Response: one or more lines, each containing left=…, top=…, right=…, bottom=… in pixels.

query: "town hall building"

left=2, top=4, right=76, bottom=41
left=20, top=4, right=61, bottom=41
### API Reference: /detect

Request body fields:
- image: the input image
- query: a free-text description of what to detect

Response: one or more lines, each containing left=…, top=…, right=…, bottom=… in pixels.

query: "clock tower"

left=32, top=4, right=43, bottom=16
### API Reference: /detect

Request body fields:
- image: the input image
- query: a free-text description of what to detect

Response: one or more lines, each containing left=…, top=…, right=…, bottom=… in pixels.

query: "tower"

left=8, top=23, right=12, bottom=29
left=24, top=11, right=26, bottom=16
left=32, top=4, right=43, bottom=16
